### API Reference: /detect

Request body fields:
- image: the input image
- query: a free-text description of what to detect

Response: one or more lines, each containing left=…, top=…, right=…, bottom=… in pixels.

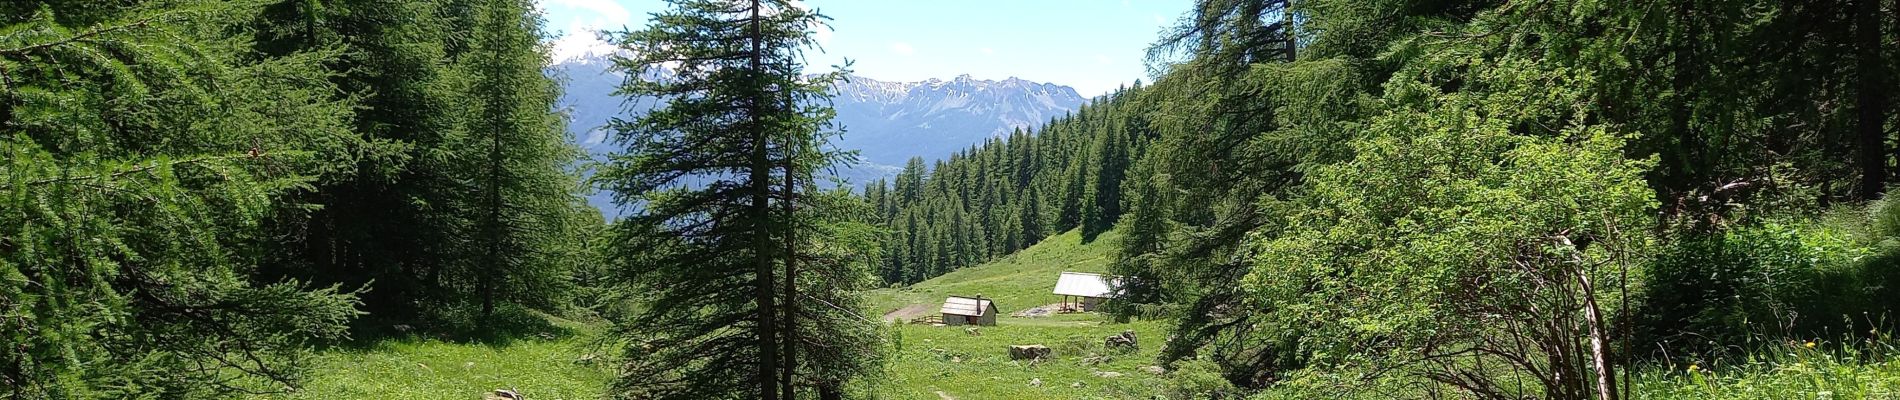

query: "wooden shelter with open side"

left=939, top=295, right=997, bottom=326
left=1053, top=272, right=1120, bottom=312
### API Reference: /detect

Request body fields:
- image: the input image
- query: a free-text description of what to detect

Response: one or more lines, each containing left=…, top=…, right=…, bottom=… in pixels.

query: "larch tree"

left=248, top=0, right=474, bottom=327
left=599, top=0, right=846, bottom=398
left=447, top=0, right=580, bottom=320
left=242, top=0, right=585, bottom=333
left=0, top=1, right=361, bottom=396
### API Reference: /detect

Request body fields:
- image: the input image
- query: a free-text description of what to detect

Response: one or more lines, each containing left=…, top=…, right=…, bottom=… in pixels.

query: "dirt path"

left=881, top=303, right=932, bottom=322
left=1011, top=303, right=1070, bottom=318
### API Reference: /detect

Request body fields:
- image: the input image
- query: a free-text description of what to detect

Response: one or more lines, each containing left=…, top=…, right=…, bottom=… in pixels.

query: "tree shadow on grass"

left=331, top=303, right=585, bottom=350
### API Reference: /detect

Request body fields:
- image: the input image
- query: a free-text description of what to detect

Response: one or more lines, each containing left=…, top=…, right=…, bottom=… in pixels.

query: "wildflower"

left=1805, top=341, right=1816, bottom=349
left=1687, top=364, right=1699, bottom=372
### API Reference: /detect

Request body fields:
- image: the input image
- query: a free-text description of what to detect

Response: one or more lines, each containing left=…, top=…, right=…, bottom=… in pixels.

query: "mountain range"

left=550, top=54, right=1089, bottom=214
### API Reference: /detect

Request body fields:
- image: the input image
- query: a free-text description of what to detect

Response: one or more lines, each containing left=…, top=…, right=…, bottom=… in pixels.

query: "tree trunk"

left=819, top=383, right=842, bottom=400
left=781, top=94, right=799, bottom=400
left=1858, top=0, right=1889, bottom=199
left=1576, top=268, right=1618, bottom=400
left=1667, top=0, right=1701, bottom=207
left=1282, top=0, right=1295, bottom=62
left=481, top=92, right=505, bottom=320
left=748, top=0, right=779, bottom=398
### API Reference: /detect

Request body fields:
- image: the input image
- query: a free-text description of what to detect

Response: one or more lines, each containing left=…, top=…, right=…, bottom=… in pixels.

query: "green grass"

left=868, top=229, right=1120, bottom=317
left=1632, top=337, right=1900, bottom=399
left=861, top=229, right=1172, bottom=399
left=256, top=313, right=612, bottom=400
left=864, top=315, right=1172, bottom=400
left=269, top=229, right=1147, bottom=400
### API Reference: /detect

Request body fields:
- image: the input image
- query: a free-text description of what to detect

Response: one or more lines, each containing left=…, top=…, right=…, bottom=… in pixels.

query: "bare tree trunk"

left=1576, top=268, right=1618, bottom=400
left=780, top=90, right=799, bottom=400
left=748, top=0, right=779, bottom=398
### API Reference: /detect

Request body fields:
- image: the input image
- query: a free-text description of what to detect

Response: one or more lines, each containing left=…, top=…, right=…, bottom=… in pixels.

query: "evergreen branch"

left=4, top=154, right=252, bottom=190
left=0, top=11, right=179, bottom=56
left=799, top=294, right=874, bottom=324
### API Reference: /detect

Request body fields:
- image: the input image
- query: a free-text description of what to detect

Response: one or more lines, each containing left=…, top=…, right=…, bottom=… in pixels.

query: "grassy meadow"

left=859, top=229, right=1176, bottom=399
left=262, top=227, right=1900, bottom=399
left=253, top=313, right=613, bottom=400
left=863, top=315, right=1172, bottom=399
left=867, top=229, right=1119, bottom=319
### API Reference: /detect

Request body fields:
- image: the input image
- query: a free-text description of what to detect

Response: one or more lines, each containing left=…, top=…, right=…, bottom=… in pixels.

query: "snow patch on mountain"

left=549, top=54, right=1089, bottom=215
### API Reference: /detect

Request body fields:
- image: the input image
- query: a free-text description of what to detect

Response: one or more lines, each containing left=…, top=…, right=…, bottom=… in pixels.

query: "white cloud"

left=891, top=42, right=916, bottom=56
left=1153, top=14, right=1167, bottom=25
left=979, top=47, right=995, bottom=55
left=1095, top=54, right=1112, bottom=65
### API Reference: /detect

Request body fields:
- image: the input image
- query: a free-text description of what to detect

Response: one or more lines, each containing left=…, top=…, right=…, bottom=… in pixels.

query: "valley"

left=552, top=54, right=1088, bottom=217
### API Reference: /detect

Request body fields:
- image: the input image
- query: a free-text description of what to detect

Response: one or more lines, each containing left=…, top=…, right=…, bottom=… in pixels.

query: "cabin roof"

left=940, top=296, right=995, bottom=317
left=1053, top=271, right=1121, bottom=298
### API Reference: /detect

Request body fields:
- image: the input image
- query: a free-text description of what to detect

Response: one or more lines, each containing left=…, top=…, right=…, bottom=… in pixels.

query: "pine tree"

left=448, top=0, right=580, bottom=319
left=251, top=0, right=471, bottom=327
left=242, top=0, right=586, bottom=333
left=600, top=0, right=843, bottom=397
left=790, top=189, right=888, bottom=399
left=1081, top=114, right=1126, bottom=240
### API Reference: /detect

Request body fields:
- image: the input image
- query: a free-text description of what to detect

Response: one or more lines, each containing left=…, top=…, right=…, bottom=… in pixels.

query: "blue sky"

left=537, top=0, right=1192, bottom=96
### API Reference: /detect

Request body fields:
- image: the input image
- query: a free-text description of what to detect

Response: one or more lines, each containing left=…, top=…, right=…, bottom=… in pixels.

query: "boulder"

left=1008, top=345, right=1052, bottom=361
left=1104, top=330, right=1138, bottom=352
left=484, top=389, right=523, bottom=400
left=1028, top=378, right=1043, bottom=387
left=1092, top=370, right=1124, bottom=378
left=1140, top=365, right=1167, bottom=375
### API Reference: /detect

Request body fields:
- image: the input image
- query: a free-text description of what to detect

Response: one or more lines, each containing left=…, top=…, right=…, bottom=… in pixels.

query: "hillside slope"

left=869, top=229, right=1118, bottom=318
left=860, top=229, right=1175, bottom=399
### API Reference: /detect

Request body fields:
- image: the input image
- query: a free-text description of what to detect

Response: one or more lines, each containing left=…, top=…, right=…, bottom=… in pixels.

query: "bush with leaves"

left=1239, top=57, right=1656, bottom=399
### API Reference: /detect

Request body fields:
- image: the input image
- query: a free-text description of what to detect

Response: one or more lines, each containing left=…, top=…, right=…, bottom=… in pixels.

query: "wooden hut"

left=1053, top=272, right=1119, bottom=312
left=939, top=295, right=997, bottom=326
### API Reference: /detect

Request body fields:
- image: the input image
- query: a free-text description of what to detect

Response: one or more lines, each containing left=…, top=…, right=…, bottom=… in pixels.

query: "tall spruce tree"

left=600, top=0, right=844, bottom=398
left=447, top=0, right=580, bottom=320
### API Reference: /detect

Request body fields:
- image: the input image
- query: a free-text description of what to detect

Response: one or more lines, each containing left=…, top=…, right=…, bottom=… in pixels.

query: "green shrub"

left=1634, top=205, right=1900, bottom=359
left=1165, top=359, right=1246, bottom=399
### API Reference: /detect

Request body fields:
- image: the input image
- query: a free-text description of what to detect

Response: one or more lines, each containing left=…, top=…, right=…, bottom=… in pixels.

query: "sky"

left=537, top=0, right=1193, bottom=97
